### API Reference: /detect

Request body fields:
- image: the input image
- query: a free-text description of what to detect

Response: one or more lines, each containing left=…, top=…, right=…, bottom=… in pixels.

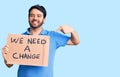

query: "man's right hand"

left=2, top=45, right=13, bottom=68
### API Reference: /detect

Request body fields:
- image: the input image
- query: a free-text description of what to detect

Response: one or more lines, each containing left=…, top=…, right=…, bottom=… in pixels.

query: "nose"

left=33, top=15, right=37, bottom=20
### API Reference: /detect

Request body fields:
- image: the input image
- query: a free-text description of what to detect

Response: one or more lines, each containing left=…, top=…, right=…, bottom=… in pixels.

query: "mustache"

left=32, top=19, right=37, bottom=22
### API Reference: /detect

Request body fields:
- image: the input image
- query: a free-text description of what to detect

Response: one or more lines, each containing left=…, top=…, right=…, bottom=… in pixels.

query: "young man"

left=2, top=5, right=80, bottom=77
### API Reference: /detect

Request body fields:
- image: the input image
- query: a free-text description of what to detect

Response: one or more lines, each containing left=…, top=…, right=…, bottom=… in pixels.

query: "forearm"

left=70, top=30, right=80, bottom=45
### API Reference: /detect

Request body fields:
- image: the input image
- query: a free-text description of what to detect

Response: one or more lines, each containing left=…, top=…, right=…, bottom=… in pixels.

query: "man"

left=2, top=4, right=80, bottom=77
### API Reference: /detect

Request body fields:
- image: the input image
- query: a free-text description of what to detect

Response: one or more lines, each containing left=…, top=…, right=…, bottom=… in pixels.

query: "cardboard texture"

left=6, top=34, right=50, bottom=66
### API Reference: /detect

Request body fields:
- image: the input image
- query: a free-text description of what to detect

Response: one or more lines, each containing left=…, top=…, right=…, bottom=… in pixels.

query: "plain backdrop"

left=0, top=0, right=120, bottom=77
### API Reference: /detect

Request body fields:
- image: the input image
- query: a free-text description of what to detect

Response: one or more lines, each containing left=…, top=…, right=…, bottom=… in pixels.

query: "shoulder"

left=44, top=30, right=58, bottom=35
left=47, top=30, right=64, bottom=37
left=22, top=31, right=28, bottom=35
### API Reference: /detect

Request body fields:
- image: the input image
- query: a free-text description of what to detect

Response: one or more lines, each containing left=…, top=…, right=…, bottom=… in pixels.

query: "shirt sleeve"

left=52, top=31, right=70, bottom=48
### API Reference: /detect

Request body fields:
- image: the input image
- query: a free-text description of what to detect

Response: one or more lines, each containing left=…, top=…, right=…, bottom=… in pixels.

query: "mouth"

left=32, top=20, right=38, bottom=25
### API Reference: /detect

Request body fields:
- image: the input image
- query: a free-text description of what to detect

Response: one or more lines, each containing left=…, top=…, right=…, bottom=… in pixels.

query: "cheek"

left=29, top=17, right=33, bottom=21
left=29, top=18, right=34, bottom=23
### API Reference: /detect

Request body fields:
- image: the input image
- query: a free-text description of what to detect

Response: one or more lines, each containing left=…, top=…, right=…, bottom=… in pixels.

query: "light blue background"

left=0, top=0, right=120, bottom=77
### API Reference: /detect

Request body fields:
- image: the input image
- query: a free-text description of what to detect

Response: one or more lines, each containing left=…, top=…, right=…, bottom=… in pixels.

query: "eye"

left=30, top=14, right=35, bottom=17
left=37, top=14, right=42, bottom=17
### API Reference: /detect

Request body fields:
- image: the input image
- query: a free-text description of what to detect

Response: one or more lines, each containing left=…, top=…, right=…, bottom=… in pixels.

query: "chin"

left=30, top=25, right=41, bottom=29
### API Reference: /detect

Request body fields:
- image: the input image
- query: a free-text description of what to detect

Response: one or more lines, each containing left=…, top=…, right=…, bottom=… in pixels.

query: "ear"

left=43, top=18, right=46, bottom=24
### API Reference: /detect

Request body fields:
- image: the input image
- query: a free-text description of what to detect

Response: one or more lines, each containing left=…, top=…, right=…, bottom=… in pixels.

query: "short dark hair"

left=28, top=4, right=47, bottom=18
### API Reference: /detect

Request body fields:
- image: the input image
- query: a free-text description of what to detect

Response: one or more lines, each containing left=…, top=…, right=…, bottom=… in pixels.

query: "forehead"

left=30, top=8, right=43, bottom=15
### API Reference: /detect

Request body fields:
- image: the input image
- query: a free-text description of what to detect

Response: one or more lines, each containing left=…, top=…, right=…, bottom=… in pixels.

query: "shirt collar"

left=26, top=28, right=48, bottom=35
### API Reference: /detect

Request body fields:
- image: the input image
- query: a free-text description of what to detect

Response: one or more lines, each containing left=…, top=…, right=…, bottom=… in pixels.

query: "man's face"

left=29, top=8, right=45, bottom=29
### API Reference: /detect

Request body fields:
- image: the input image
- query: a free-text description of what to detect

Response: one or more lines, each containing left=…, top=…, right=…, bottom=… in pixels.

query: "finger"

left=2, top=53, right=8, bottom=61
left=2, top=50, right=7, bottom=58
left=2, top=47, right=9, bottom=55
left=3, top=53, right=7, bottom=57
left=2, top=47, right=9, bottom=52
left=5, top=45, right=9, bottom=48
left=55, top=26, right=62, bottom=32
left=6, top=48, right=9, bottom=52
left=2, top=49, right=8, bottom=54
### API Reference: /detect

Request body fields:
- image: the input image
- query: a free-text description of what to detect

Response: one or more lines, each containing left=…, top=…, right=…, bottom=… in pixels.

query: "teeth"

left=33, top=21, right=37, bottom=24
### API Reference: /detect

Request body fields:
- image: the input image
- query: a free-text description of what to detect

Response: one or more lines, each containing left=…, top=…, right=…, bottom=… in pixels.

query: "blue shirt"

left=18, top=28, right=70, bottom=77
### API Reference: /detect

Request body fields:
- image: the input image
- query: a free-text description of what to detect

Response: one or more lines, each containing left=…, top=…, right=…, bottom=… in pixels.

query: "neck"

left=30, top=26, right=43, bottom=35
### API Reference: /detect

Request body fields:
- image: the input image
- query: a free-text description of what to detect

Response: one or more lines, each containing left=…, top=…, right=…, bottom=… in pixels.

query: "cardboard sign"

left=6, top=34, right=50, bottom=66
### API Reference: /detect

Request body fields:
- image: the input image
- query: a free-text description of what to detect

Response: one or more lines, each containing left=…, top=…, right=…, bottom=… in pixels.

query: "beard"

left=29, top=20, right=44, bottom=29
